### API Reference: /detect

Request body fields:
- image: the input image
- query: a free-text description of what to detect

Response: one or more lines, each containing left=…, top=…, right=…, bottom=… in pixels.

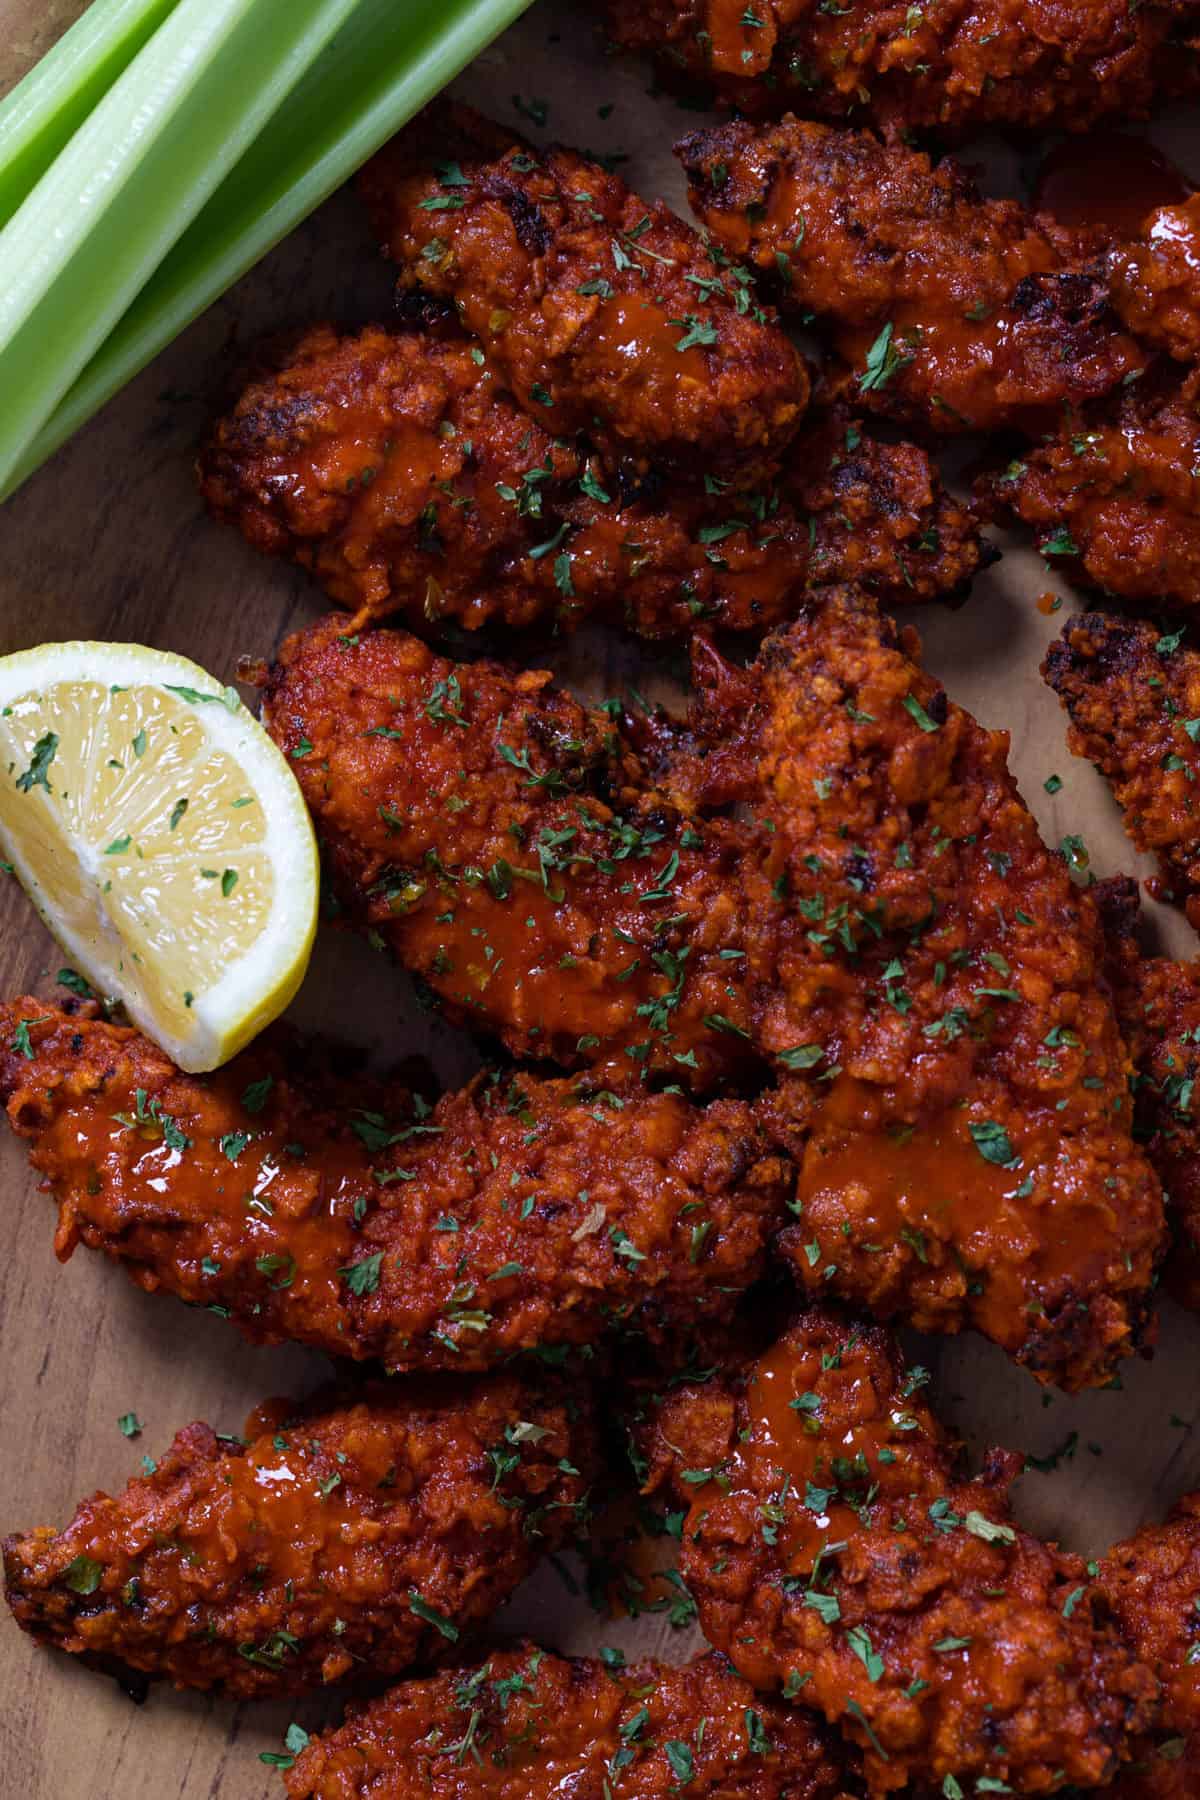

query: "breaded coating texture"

left=982, top=373, right=1200, bottom=613
left=1097, top=885, right=1200, bottom=1312
left=261, top=614, right=765, bottom=1089
left=199, top=329, right=988, bottom=632
left=197, top=324, right=583, bottom=631
left=264, top=594, right=1165, bottom=1392
left=2, top=1376, right=592, bottom=1698
left=673, top=592, right=1164, bottom=1391
left=0, top=1001, right=788, bottom=1369
left=282, top=1645, right=855, bottom=1798
left=1101, top=1494, right=1200, bottom=1739
left=1110, top=193, right=1200, bottom=367
left=1043, top=612, right=1200, bottom=928
left=359, top=106, right=809, bottom=480
left=636, top=1308, right=1159, bottom=1795
left=678, top=119, right=1143, bottom=437
left=598, top=0, right=1199, bottom=138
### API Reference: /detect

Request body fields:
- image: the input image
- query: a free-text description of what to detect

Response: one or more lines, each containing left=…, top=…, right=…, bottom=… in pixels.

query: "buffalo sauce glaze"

left=663, top=1314, right=1158, bottom=1793
left=1149, top=196, right=1200, bottom=276
left=281, top=1645, right=850, bottom=1799
left=736, top=1325, right=940, bottom=1572
left=2, top=1377, right=590, bottom=1698
left=52, top=1081, right=365, bottom=1317
left=790, top=1079, right=1124, bottom=1355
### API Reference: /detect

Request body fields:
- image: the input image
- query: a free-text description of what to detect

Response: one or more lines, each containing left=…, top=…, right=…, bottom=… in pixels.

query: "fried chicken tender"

left=358, top=106, right=809, bottom=481
left=1097, top=880, right=1200, bottom=1312
left=635, top=1307, right=1159, bottom=1795
left=281, top=1645, right=855, bottom=1799
left=1100, top=1495, right=1200, bottom=1743
left=1098, top=1479, right=1200, bottom=1796
left=1043, top=612, right=1200, bottom=928
left=597, top=0, right=1199, bottom=138
left=264, top=592, right=1165, bottom=1391
left=1110, top=193, right=1200, bottom=367
left=981, top=372, right=1200, bottom=613
left=199, top=326, right=988, bottom=631
left=675, top=590, right=1164, bottom=1391
left=0, top=1000, right=787, bottom=1369
left=261, top=614, right=765, bottom=1088
left=678, top=118, right=1144, bottom=437
left=2, top=1375, right=593, bottom=1698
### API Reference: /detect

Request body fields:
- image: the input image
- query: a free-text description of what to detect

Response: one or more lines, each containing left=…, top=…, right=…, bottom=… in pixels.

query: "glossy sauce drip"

left=1149, top=192, right=1200, bottom=275
left=53, top=1082, right=376, bottom=1319
left=792, top=1078, right=1123, bottom=1353
left=1035, top=134, right=1193, bottom=238
left=584, top=296, right=711, bottom=391
left=797, top=1092, right=1019, bottom=1250
left=706, top=0, right=777, bottom=76
left=735, top=1332, right=931, bottom=1571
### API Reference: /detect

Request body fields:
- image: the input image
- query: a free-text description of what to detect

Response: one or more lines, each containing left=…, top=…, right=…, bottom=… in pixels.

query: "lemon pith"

left=0, top=641, right=318, bottom=1071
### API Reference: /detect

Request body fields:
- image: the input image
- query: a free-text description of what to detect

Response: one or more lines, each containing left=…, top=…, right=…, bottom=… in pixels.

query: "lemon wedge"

left=0, top=641, right=318, bottom=1071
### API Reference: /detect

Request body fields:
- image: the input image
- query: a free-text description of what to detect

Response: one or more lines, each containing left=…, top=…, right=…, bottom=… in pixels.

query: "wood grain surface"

left=2, top=6, right=1200, bottom=1795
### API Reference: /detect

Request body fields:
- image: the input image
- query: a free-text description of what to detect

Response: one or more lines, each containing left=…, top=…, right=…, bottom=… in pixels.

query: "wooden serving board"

left=2, top=6, right=1200, bottom=1794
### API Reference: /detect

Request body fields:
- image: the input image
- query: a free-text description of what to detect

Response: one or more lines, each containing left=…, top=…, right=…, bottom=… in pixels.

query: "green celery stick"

left=2, top=0, right=535, bottom=500
left=0, top=0, right=183, bottom=231
left=0, top=0, right=365, bottom=497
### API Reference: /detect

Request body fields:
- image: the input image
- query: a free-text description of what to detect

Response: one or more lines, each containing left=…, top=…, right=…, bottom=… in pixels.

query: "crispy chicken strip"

left=261, top=613, right=765, bottom=1089
left=678, top=118, right=1144, bottom=437
left=668, top=590, right=1164, bottom=1392
left=358, top=105, right=809, bottom=481
left=199, top=325, right=988, bottom=632
left=2, top=1375, right=593, bottom=1698
left=1110, top=193, right=1200, bottom=367
left=264, top=593, right=1165, bottom=1392
left=1101, top=1496, right=1200, bottom=1743
left=634, top=1306, right=1159, bottom=1795
left=1043, top=612, right=1200, bottom=928
left=1097, top=1475, right=1200, bottom=1796
left=280, top=1645, right=856, bottom=1798
left=0, top=1000, right=787, bottom=1369
left=1096, top=879, right=1200, bottom=1312
left=981, top=372, right=1200, bottom=613
left=596, top=0, right=1199, bottom=138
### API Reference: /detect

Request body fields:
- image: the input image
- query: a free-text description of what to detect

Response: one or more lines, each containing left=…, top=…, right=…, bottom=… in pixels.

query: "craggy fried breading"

left=1110, top=193, right=1200, bottom=367
left=0, top=1000, right=790, bottom=1370
left=2, top=1376, right=593, bottom=1699
left=596, top=0, right=1200, bottom=138
left=1100, top=1494, right=1200, bottom=1743
left=358, top=105, right=809, bottom=482
left=260, top=613, right=766, bottom=1089
left=197, top=324, right=582, bottom=631
left=633, top=1307, right=1160, bottom=1796
left=678, top=118, right=1144, bottom=437
left=263, top=592, right=1165, bottom=1392
left=1095, top=879, right=1200, bottom=1313
left=980, top=372, right=1200, bottom=614
left=199, top=327, right=990, bottom=632
left=668, top=591, right=1165, bottom=1392
left=1043, top=612, right=1200, bottom=928
left=782, top=402, right=993, bottom=609
left=281, top=1645, right=857, bottom=1799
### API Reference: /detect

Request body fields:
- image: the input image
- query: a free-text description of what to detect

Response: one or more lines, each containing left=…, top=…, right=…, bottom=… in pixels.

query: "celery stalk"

left=0, top=0, right=365, bottom=497
left=0, top=0, right=183, bottom=231
left=2, top=0, right=535, bottom=501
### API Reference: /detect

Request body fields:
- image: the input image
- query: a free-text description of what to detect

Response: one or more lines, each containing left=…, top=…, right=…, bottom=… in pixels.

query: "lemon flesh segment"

left=0, top=642, right=318, bottom=1072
